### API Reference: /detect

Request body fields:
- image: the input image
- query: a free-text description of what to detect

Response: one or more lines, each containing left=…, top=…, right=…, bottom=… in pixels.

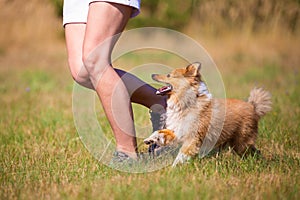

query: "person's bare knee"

left=82, top=50, right=111, bottom=87
left=68, top=58, right=94, bottom=89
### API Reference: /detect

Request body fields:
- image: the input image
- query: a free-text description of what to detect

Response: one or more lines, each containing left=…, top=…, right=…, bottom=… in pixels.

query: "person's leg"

left=115, top=69, right=166, bottom=113
left=82, top=2, right=140, bottom=158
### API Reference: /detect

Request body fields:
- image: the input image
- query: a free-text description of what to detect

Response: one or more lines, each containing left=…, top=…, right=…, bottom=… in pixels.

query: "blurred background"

left=0, top=0, right=299, bottom=72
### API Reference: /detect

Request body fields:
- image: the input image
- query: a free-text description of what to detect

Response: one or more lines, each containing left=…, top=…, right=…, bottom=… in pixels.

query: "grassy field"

left=1, top=1, right=300, bottom=199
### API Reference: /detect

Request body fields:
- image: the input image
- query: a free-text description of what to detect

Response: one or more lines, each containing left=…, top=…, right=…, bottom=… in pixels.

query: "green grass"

left=0, top=50, right=299, bottom=200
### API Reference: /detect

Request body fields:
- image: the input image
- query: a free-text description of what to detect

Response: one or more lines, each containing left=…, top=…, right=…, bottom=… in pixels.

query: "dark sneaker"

left=109, top=151, right=137, bottom=170
left=109, top=151, right=162, bottom=172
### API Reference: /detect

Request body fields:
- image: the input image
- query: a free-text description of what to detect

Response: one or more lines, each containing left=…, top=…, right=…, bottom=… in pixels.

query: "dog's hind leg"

left=232, top=134, right=261, bottom=157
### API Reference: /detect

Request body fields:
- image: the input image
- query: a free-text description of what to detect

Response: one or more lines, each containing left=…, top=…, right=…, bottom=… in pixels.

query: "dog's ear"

left=185, top=62, right=201, bottom=77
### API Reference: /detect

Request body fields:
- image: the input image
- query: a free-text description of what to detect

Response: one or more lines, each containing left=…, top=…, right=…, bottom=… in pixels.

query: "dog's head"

left=144, top=129, right=176, bottom=146
left=152, top=62, right=202, bottom=96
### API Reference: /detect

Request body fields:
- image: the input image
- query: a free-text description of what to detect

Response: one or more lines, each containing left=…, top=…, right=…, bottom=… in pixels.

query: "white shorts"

left=63, top=0, right=141, bottom=26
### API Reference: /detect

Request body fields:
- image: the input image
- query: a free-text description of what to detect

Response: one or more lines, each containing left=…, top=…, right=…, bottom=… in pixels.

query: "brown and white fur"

left=144, top=62, right=272, bottom=167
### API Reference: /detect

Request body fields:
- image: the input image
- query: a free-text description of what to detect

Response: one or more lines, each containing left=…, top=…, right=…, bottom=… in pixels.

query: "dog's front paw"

left=172, top=152, right=191, bottom=167
left=144, top=129, right=176, bottom=146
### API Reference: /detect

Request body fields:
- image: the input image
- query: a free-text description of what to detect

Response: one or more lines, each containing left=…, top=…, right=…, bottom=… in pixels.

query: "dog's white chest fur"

left=166, top=98, right=199, bottom=142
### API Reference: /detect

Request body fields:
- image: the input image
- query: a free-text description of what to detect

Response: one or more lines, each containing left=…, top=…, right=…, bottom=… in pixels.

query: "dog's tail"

left=248, top=87, right=272, bottom=118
